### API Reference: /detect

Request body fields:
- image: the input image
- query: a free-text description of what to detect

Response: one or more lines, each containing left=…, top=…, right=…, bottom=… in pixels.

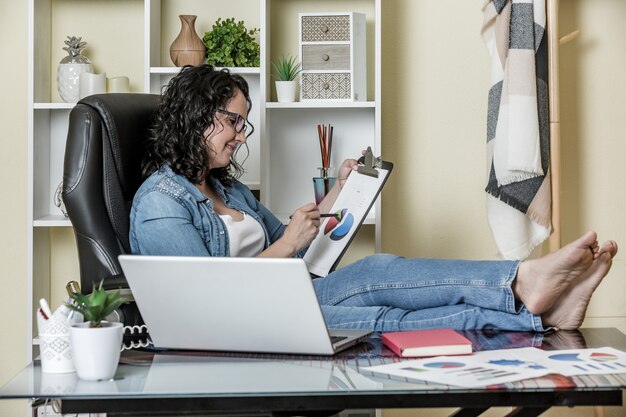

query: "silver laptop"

left=118, top=255, right=373, bottom=355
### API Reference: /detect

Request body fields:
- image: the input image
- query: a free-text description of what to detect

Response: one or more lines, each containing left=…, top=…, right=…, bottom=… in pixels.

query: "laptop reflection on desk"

left=118, top=255, right=373, bottom=355
left=142, top=355, right=381, bottom=393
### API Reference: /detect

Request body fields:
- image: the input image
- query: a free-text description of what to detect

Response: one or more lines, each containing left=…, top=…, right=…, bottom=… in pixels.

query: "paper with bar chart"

left=304, top=165, right=391, bottom=277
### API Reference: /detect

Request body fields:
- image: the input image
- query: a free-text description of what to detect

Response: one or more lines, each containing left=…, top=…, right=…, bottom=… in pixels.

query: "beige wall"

left=1, top=0, right=625, bottom=415
left=381, top=0, right=626, bottom=332
left=0, top=1, right=29, bottom=415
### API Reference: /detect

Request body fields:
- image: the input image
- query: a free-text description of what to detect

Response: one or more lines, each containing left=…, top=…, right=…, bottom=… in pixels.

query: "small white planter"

left=70, top=321, right=123, bottom=381
left=275, top=80, right=298, bottom=103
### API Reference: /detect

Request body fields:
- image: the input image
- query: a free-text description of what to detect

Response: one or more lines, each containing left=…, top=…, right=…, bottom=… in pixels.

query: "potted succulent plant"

left=272, top=54, right=302, bottom=103
left=66, top=281, right=127, bottom=380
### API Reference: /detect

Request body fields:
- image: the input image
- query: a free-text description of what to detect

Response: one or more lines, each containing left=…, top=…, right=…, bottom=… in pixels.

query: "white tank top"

left=218, top=212, right=265, bottom=257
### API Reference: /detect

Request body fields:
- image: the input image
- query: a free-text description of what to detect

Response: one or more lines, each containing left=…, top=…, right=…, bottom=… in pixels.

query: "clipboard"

left=303, top=149, right=393, bottom=277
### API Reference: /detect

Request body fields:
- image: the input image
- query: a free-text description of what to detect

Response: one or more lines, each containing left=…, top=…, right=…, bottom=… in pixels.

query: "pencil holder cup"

left=312, top=167, right=336, bottom=205
left=37, top=306, right=75, bottom=374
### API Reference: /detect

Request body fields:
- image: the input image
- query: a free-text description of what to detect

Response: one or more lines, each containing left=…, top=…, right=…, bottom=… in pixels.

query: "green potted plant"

left=67, top=281, right=127, bottom=380
left=271, top=54, right=302, bottom=102
left=203, top=18, right=260, bottom=67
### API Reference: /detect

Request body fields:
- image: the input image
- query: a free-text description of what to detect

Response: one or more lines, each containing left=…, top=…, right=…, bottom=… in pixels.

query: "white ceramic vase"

left=70, top=321, right=123, bottom=381
left=275, top=80, right=297, bottom=103
left=57, top=36, right=94, bottom=103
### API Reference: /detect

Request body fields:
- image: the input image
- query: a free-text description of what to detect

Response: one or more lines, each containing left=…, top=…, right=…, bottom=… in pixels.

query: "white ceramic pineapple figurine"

left=57, top=36, right=93, bottom=103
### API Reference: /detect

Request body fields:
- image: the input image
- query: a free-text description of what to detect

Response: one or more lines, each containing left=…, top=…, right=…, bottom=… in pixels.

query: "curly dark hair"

left=142, top=64, right=253, bottom=184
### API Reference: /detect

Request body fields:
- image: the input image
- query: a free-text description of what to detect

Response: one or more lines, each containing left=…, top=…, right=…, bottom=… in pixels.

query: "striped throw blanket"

left=481, top=0, right=551, bottom=259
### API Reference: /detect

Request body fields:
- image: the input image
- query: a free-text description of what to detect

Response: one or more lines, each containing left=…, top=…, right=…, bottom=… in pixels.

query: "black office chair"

left=62, top=93, right=160, bottom=327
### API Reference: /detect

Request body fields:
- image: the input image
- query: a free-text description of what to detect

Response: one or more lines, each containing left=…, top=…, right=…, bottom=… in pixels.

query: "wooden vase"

left=170, top=15, right=206, bottom=67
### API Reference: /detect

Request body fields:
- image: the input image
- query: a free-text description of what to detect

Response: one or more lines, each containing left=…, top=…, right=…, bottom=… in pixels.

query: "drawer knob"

left=320, top=24, right=329, bottom=33
left=322, top=54, right=330, bottom=61
left=322, top=82, right=330, bottom=90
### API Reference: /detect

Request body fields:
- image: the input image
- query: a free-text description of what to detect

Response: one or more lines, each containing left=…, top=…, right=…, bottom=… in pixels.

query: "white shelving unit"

left=261, top=0, right=381, bottom=235
left=27, top=0, right=381, bottom=361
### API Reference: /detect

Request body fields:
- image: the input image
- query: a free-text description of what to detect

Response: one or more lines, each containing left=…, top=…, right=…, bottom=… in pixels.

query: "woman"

left=130, top=65, right=617, bottom=333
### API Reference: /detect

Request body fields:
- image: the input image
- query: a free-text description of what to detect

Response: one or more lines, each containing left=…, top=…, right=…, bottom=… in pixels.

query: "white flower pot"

left=70, top=321, right=123, bottom=381
left=275, top=80, right=298, bottom=103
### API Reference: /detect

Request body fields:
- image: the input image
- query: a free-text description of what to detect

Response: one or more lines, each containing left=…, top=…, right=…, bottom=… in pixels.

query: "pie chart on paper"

left=590, top=352, right=619, bottom=362
left=323, top=208, right=354, bottom=241
left=423, top=361, right=465, bottom=369
left=548, top=353, right=582, bottom=362
left=488, top=359, right=526, bottom=367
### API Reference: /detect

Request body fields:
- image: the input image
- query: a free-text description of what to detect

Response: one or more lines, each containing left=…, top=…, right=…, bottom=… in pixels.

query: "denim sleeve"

left=130, top=191, right=210, bottom=256
left=256, top=200, right=285, bottom=243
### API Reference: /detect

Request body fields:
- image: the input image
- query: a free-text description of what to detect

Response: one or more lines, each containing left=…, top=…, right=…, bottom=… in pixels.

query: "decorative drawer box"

left=301, top=15, right=351, bottom=42
left=302, top=73, right=351, bottom=100
left=299, top=12, right=366, bottom=101
left=302, top=45, right=351, bottom=71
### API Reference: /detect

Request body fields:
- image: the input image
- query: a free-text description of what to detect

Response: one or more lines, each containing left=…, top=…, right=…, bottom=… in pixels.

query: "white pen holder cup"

left=107, top=76, right=130, bottom=93
left=79, top=72, right=106, bottom=100
left=40, top=370, right=78, bottom=394
left=38, top=310, right=75, bottom=373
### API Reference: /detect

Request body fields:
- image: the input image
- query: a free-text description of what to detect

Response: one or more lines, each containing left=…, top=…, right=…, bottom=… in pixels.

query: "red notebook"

left=381, top=329, right=473, bottom=358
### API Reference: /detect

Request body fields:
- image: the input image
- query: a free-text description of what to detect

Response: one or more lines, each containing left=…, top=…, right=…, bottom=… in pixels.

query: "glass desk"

left=2, top=328, right=626, bottom=417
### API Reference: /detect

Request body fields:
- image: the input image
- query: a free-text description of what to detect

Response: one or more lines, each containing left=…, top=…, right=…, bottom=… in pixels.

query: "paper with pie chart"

left=304, top=165, right=391, bottom=277
left=521, top=346, right=626, bottom=376
left=363, top=347, right=626, bottom=387
left=362, top=349, right=551, bottom=387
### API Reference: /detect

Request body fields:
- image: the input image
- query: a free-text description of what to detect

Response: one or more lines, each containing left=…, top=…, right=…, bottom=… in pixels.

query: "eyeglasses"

left=216, top=109, right=250, bottom=134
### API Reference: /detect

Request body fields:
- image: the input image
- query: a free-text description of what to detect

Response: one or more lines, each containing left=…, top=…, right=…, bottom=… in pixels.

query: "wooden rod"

left=547, top=0, right=562, bottom=251
left=547, top=9, right=600, bottom=415
left=560, top=29, right=580, bottom=45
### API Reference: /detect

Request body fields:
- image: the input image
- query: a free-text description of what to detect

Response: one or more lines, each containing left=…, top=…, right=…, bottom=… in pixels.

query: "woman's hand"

left=281, top=203, right=321, bottom=254
left=337, top=158, right=360, bottom=188
left=258, top=203, right=320, bottom=258
left=316, top=154, right=362, bottom=215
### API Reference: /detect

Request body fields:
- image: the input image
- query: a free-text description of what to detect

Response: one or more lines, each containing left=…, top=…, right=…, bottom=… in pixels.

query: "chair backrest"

left=63, top=93, right=160, bottom=296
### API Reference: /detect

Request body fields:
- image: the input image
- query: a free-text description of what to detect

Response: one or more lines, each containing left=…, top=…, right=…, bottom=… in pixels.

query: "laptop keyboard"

left=330, top=335, right=348, bottom=344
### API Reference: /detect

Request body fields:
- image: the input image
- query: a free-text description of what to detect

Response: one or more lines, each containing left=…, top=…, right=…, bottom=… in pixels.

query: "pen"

left=288, top=213, right=340, bottom=219
left=39, top=298, right=53, bottom=320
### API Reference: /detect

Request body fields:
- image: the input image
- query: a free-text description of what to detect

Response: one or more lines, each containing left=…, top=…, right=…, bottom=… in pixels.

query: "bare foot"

left=542, top=240, right=618, bottom=330
left=513, top=231, right=599, bottom=315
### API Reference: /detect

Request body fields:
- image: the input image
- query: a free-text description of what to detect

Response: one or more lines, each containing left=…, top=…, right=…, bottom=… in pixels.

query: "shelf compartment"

left=264, top=107, right=376, bottom=216
left=33, top=109, right=70, bottom=223
left=151, top=0, right=261, bottom=68
left=49, top=0, right=144, bottom=102
left=266, top=0, right=377, bottom=102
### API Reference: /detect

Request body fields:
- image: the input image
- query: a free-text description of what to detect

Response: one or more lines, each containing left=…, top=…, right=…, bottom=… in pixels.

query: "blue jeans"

left=313, top=254, right=544, bottom=332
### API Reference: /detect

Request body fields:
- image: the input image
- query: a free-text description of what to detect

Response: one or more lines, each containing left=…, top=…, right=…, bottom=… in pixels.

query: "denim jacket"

left=129, top=164, right=294, bottom=257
